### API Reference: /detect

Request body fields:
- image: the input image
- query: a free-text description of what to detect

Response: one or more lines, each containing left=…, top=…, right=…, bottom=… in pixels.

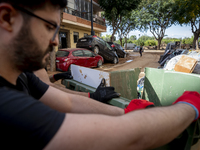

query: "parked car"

left=76, top=35, right=119, bottom=64
left=133, top=46, right=140, bottom=52
left=56, top=48, right=104, bottom=71
left=124, top=43, right=136, bottom=50
left=107, top=42, right=127, bottom=58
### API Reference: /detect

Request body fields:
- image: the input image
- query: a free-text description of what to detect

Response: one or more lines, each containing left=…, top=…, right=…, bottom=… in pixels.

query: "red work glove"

left=124, top=99, right=155, bottom=114
left=173, top=91, right=200, bottom=120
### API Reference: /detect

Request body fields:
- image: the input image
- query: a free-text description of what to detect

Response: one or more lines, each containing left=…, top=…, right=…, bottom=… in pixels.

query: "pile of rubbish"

left=137, top=42, right=200, bottom=98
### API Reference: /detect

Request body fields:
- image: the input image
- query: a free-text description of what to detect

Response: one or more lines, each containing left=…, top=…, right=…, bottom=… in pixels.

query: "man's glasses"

left=14, top=5, right=60, bottom=41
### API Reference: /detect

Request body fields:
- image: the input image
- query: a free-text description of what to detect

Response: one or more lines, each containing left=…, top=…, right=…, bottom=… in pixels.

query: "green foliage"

left=99, top=0, right=141, bottom=42
left=162, top=38, right=181, bottom=44
left=99, top=0, right=140, bottom=21
left=172, top=0, right=200, bottom=24
left=182, top=37, right=193, bottom=45
left=172, top=0, right=200, bottom=48
left=101, top=34, right=116, bottom=42
left=127, top=39, right=133, bottom=43
left=144, top=40, right=157, bottom=46
left=104, top=34, right=196, bottom=47
left=130, top=35, right=137, bottom=40
left=117, top=12, right=137, bottom=41
left=134, top=0, right=176, bottom=49
left=138, top=35, right=155, bottom=41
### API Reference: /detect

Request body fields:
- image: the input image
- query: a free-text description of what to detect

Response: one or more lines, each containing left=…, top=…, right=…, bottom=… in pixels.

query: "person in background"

left=139, top=45, right=143, bottom=57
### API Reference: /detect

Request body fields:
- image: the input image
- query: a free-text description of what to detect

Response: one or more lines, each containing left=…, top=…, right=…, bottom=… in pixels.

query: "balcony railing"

left=63, top=7, right=106, bottom=26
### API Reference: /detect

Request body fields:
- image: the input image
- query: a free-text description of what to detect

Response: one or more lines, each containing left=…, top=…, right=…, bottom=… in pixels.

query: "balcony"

left=63, top=7, right=106, bottom=26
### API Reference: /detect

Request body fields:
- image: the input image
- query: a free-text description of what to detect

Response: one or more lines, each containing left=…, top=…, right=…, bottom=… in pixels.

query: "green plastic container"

left=142, top=67, right=200, bottom=149
left=62, top=79, right=131, bottom=108
left=142, top=67, right=200, bottom=106
left=62, top=67, right=200, bottom=149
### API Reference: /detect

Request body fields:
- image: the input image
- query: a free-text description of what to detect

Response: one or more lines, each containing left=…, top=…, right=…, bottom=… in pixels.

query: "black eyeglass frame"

left=13, top=5, right=60, bottom=41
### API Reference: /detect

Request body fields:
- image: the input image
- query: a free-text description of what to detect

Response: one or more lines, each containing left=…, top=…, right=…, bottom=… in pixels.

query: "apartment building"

left=59, top=0, right=106, bottom=49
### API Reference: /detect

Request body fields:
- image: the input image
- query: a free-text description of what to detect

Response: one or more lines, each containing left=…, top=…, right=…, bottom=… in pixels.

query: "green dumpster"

left=62, top=67, right=200, bottom=149
left=142, top=67, right=200, bottom=150
left=62, top=68, right=141, bottom=108
left=142, top=67, right=200, bottom=106
left=62, top=79, right=131, bottom=108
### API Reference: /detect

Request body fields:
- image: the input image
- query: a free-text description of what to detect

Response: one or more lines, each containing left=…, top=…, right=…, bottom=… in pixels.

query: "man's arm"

left=44, top=103, right=195, bottom=150
left=34, top=69, right=88, bottom=97
left=40, top=85, right=124, bottom=115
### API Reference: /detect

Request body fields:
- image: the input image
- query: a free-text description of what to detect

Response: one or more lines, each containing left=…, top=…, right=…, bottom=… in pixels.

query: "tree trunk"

left=50, top=47, right=56, bottom=72
left=157, top=38, right=162, bottom=50
left=193, top=33, right=199, bottom=49
left=120, top=38, right=123, bottom=47
left=111, top=34, right=115, bottom=42
left=125, top=37, right=127, bottom=50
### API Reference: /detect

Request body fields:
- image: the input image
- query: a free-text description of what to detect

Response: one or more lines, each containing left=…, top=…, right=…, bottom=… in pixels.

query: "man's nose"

left=50, top=34, right=59, bottom=46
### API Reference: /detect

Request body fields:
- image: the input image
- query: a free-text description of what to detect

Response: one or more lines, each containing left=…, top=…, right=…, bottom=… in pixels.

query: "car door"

left=99, top=38, right=112, bottom=60
left=83, top=50, right=97, bottom=67
left=72, top=50, right=86, bottom=67
left=96, top=37, right=106, bottom=53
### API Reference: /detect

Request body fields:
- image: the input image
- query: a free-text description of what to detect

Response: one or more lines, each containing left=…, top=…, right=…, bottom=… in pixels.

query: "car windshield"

left=56, top=51, right=69, bottom=57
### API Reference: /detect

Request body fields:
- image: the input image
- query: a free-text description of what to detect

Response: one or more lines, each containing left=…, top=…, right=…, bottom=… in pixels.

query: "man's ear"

left=0, top=3, right=17, bottom=32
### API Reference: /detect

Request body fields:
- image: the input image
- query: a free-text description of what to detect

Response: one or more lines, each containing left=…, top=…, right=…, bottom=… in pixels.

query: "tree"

left=99, top=0, right=140, bottom=42
left=172, top=0, right=200, bottom=49
left=101, top=34, right=112, bottom=42
left=117, top=12, right=136, bottom=48
left=138, top=35, right=155, bottom=41
left=135, top=0, right=175, bottom=50
left=130, top=35, right=137, bottom=41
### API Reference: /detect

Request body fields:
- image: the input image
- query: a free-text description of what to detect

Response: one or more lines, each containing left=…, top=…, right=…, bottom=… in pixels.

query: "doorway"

left=59, top=32, right=67, bottom=48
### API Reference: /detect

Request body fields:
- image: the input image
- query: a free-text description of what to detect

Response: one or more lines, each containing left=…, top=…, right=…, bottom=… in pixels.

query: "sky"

left=101, top=24, right=193, bottom=40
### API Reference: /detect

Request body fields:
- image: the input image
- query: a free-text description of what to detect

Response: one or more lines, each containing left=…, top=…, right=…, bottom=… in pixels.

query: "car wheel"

left=97, top=60, right=103, bottom=67
left=94, top=46, right=99, bottom=54
left=113, top=57, right=118, bottom=64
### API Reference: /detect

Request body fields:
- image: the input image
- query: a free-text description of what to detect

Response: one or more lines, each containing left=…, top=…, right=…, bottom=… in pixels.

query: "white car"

left=133, top=46, right=140, bottom=52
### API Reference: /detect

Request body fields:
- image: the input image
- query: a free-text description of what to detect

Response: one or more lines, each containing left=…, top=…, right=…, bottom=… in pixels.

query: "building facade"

left=59, top=0, right=106, bottom=49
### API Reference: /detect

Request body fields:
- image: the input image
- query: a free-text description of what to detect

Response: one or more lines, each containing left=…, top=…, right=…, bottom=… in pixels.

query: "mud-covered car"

left=107, top=42, right=127, bottom=58
left=76, top=35, right=118, bottom=64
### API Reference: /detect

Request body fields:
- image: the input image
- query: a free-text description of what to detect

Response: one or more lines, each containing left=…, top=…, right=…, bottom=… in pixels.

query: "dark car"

left=76, top=35, right=118, bottom=64
left=107, top=42, right=127, bottom=58
left=56, top=48, right=104, bottom=71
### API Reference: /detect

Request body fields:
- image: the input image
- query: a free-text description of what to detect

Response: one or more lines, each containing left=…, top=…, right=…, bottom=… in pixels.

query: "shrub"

left=144, top=40, right=157, bottom=46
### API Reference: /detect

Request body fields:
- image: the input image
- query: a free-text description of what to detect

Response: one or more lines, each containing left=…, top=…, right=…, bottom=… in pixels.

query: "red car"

left=56, top=48, right=104, bottom=71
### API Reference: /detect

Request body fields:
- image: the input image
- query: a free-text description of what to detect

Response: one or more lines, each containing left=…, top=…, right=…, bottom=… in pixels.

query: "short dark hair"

left=0, top=0, right=67, bottom=10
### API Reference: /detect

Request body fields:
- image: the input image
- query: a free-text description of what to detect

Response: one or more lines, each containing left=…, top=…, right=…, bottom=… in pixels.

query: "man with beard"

left=0, top=0, right=200, bottom=150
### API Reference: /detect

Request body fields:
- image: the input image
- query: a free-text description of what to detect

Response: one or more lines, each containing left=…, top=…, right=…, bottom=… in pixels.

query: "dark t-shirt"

left=0, top=72, right=65, bottom=149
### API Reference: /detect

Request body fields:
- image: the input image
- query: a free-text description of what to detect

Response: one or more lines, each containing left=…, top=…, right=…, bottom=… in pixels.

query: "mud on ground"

left=47, top=51, right=164, bottom=86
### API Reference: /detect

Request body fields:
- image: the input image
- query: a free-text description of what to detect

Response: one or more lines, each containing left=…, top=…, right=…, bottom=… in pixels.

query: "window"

left=106, top=42, right=112, bottom=50
left=84, top=33, right=88, bottom=37
left=73, top=32, right=79, bottom=43
left=72, top=50, right=83, bottom=57
left=56, top=51, right=69, bottom=57
left=83, top=50, right=93, bottom=57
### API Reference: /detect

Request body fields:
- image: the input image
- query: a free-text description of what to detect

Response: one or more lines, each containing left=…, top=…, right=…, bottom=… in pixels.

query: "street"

left=47, top=50, right=164, bottom=87
left=96, top=51, right=164, bottom=72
